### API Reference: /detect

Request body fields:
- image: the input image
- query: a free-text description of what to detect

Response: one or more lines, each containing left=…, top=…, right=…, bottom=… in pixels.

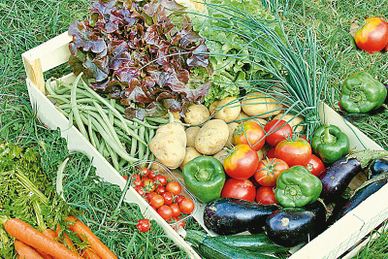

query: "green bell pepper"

left=182, top=156, right=226, bottom=203
left=275, top=166, right=322, bottom=208
left=311, top=124, right=350, bottom=164
left=340, top=71, right=387, bottom=113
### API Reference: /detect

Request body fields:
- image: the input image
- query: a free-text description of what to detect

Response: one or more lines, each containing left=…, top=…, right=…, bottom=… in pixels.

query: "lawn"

left=1, top=0, right=388, bottom=258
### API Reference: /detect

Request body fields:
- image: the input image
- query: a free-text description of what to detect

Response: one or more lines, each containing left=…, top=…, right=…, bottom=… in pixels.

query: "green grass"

left=2, top=0, right=388, bottom=258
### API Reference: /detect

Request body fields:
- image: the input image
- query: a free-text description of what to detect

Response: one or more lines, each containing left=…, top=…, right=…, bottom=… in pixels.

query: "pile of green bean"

left=45, top=73, right=169, bottom=171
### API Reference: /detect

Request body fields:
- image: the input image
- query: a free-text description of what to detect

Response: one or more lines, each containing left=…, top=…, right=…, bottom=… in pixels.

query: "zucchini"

left=184, top=230, right=278, bottom=259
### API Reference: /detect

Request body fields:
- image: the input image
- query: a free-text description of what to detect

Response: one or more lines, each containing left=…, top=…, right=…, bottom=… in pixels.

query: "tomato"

left=354, top=17, right=388, bottom=54
left=274, top=137, right=312, bottom=167
left=146, top=191, right=157, bottom=201
left=223, top=144, right=260, bottom=180
left=233, top=121, right=266, bottom=151
left=221, top=178, right=256, bottom=202
left=254, top=158, right=289, bottom=186
left=155, top=186, right=166, bottom=194
left=179, top=198, right=195, bottom=214
left=303, top=154, right=326, bottom=177
left=161, top=191, right=174, bottom=205
left=138, top=167, right=150, bottom=177
left=175, top=195, right=185, bottom=204
left=147, top=170, right=158, bottom=179
left=255, top=186, right=279, bottom=205
left=264, top=119, right=293, bottom=147
left=136, top=219, right=151, bottom=232
left=149, top=194, right=164, bottom=209
left=130, top=174, right=143, bottom=188
left=172, top=219, right=186, bottom=230
left=143, top=178, right=155, bottom=192
left=266, top=147, right=276, bottom=158
left=166, top=181, right=182, bottom=196
left=135, top=186, right=146, bottom=197
left=158, top=205, right=173, bottom=221
left=169, top=203, right=181, bottom=218
left=154, top=174, right=168, bottom=187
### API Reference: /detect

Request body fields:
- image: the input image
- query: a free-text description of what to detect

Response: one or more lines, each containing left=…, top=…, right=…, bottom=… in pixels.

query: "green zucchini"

left=184, top=230, right=278, bottom=259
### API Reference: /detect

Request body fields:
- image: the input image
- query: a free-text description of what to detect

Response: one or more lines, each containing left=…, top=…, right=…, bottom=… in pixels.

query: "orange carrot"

left=14, top=240, right=45, bottom=259
left=4, top=218, right=83, bottom=259
left=66, top=216, right=117, bottom=259
left=55, top=224, right=77, bottom=252
left=81, top=248, right=102, bottom=259
left=42, top=229, right=57, bottom=240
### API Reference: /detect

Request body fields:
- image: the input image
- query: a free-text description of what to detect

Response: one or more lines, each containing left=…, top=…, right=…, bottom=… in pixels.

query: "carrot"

left=66, top=216, right=117, bottom=259
left=81, top=248, right=102, bottom=259
left=42, top=229, right=57, bottom=240
left=55, top=224, right=77, bottom=252
left=4, top=218, right=83, bottom=259
left=14, top=240, right=45, bottom=259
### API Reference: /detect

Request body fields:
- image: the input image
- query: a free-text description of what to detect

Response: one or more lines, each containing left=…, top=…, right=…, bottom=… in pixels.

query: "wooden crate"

left=22, top=31, right=388, bottom=259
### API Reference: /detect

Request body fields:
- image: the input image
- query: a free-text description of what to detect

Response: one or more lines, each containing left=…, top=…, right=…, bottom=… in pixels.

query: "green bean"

left=130, top=124, right=138, bottom=158
left=109, top=99, right=115, bottom=124
left=106, top=142, right=120, bottom=171
left=71, top=73, right=89, bottom=141
left=88, top=114, right=100, bottom=148
left=137, top=126, right=146, bottom=159
left=143, top=129, right=154, bottom=160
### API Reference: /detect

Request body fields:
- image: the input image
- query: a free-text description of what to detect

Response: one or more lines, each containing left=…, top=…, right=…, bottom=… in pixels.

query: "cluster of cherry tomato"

left=124, top=166, right=195, bottom=228
left=221, top=118, right=326, bottom=205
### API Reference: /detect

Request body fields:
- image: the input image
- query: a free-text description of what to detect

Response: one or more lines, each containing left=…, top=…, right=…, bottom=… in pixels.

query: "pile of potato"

left=149, top=93, right=304, bottom=170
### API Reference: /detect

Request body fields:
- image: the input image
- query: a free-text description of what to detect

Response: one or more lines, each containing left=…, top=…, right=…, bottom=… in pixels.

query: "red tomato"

left=179, top=198, right=195, bottom=214
left=136, top=219, right=151, bottom=232
left=150, top=194, right=164, bottom=209
left=147, top=170, right=158, bottom=179
left=130, top=174, right=143, bottom=188
left=135, top=186, right=145, bottom=197
left=255, top=186, right=279, bottom=205
left=254, top=158, right=289, bottom=186
left=166, top=181, right=182, bottom=196
left=143, top=178, right=155, bottom=192
left=233, top=121, right=266, bottom=151
left=155, top=186, right=166, bottom=194
left=221, top=178, right=256, bottom=202
left=354, top=17, right=388, bottom=54
left=224, top=144, right=260, bottom=180
left=161, top=191, right=174, bottom=205
left=274, top=137, right=312, bottom=167
left=172, top=219, right=186, bottom=230
left=169, top=203, right=181, bottom=218
left=146, top=191, right=157, bottom=201
left=266, top=147, right=276, bottom=158
left=303, top=154, right=326, bottom=177
left=138, top=167, right=150, bottom=177
left=155, top=175, right=167, bottom=187
left=264, top=119, right=293, bottom=147
left=158, top=205, right=173, bottom=221
left=175, top=195, right=185, bottom=204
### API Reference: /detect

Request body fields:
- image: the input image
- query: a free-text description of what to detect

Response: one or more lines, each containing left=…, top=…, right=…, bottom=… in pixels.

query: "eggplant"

left=203, top=197, right=278, bottom=235
left=264, top=201, right=326, bottom=247
left=369, top=158, right=388, bottom=178
left=333, top=178, right=387, bottom=220
left=319, top=150, right=388, bottom=202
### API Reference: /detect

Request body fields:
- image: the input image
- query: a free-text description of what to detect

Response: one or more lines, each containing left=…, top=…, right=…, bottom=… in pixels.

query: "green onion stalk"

left=185, top=1, right=337, bottom=139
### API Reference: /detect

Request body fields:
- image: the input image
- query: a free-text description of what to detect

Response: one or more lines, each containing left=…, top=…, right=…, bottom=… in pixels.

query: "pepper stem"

left=322, top=124, right=337, bottom=145
left=194, top=166, right=211, bottom=182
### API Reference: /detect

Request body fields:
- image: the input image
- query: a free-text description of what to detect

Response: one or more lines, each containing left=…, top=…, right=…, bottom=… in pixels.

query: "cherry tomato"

left=254, top=158, right=289, bottom=186
left=158, top=205, right=173, bottom=221
left=255, top=186, right=279, bottom=205
left=136, top=219, right=151, bottom=232
left=233, top=121, right=266, bottom=151
left=138, top=167, right=150, bottom=177
left=172, top=219, right=186, bottom=230
left=179, top=198, right=195, bottom=214
left=221, top=178, right=256, bottom=202
left=274, top=137, right=312, bottom=167
left=155, top=186, right=166, bottom=194
left=175, top=195, right=185, bottom=204
left=303, top=154, right=326, bottom=177
left=155, top=174, right=168, bottom=187
left=143, top=178, right=155, bottom=192
left=264, top=119, right=293, bottom=147
left=149, top=194, right=164, bottom=209
left=169, top=203, right=181, bottom=218
left=135, top=186, right=146, bottom=197
left=130, top=174, right=143, bottom=188
left=146, top=191, right=157, bottom=201
left=166, top=181, right=182, bottom=196
left=223, top=144, right=260, bottom=180
left=148, top=170, right=158, bottom=179
left=161, top=191, right=174, bottom=205
left=354, top=17, right=388, bottom=54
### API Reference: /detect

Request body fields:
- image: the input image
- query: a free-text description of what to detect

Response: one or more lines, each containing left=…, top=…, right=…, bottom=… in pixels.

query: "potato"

left=227, top=122, right=239, bottom=144
left=273, top=113, right=305, bottom=133
left=195, top=119, right=229, bottom=155
left=209, top=100, right=220, bottom=115
left=180, top=147, right=202, bottom=169
left=183, top=104, right=210, bottom=125
left=185, top=126, right=201, bottom=147
left=150, top=122, right=186, bottom=169
left=213, top=149, right=229, bottom=165
left=212, top=97, right=241, bottom=122
left=241, top=92, right=282, bottom=118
